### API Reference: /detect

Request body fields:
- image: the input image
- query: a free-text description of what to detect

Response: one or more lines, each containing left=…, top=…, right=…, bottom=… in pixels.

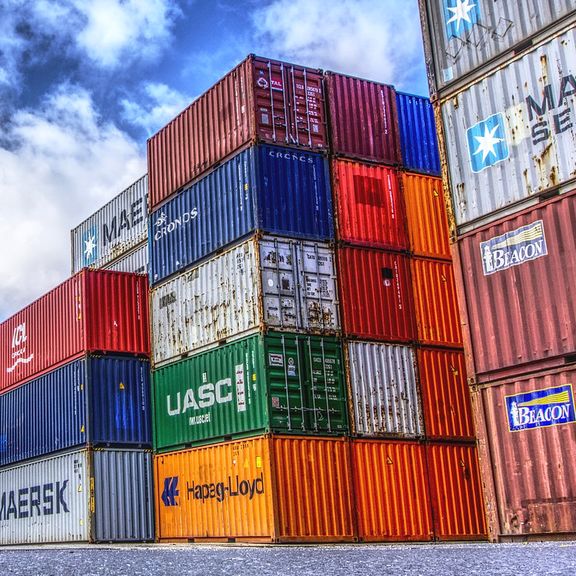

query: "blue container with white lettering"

left=396, top=92, right=440, bottom=176
left=149, top=143, right=333, bottom=285
left=0, top=356, right=151, bottom=467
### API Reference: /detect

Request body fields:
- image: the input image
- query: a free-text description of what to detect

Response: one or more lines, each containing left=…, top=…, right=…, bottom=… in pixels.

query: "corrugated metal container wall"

left=410, top=258, right=462, bottom=347
left=0, top=270, right=149, bottom=393
left=441, top=29, right=576, bottom=232
left=332, top=160, right=408, bottom=250
left=149, top=144, right=333, bottom=285
left=103, top=242, right=148, bottom=275
left=338, top=247, right=415, bottom=342
left=417, top=348, right=474, bottom=440
left=151, top=236, right=338, bottom=366
left=426, top=442, right=487, bottom=540
left=396, top=93, right=440, bottom=176
left=418, top=0, right=576, bottom=97
left=154, top=436, right=355, bottom=542
left=402, top=173, right=450, bottom=260
left=324, top=72, right=401, bottom=165
left=457, top=191, right=576, bottom=380
left=346, top=342, right=423, bottom=437
left=0, top=356, right=151, bottom=467
left=148, top=55, right=328, bottom=209
left=474, top=366, right=576, bottom=539
left=351, top=440, right=433, bottom=541
left=71, top=175, right=148, bottom=273
left=153, top=333, right=348, bottom=451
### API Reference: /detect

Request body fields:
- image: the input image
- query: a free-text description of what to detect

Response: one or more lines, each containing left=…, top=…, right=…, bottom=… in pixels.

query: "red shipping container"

left=148, top=55, right=328, bottom=210
left=332, top=159, right=408, bottom=250
left=338, top=246, right=415, bottom=342
left=0, top=270, right=149, bottom=393
left=325, top=72, right=401, bottom=165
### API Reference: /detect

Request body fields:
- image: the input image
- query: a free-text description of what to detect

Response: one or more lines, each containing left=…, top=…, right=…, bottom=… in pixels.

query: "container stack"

left=418, top=1, right=576, bottom=541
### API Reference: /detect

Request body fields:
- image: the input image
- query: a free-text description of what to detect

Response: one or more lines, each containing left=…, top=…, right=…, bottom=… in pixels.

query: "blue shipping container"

left=0, top=356, right=151, bottom=467
left=396, top=92, right=440, bottom=176
left=149, top=144, right=334, bottom=285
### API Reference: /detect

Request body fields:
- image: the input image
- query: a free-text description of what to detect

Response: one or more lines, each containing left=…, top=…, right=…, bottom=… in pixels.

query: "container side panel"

left=103, top=242, right=149, bottom=275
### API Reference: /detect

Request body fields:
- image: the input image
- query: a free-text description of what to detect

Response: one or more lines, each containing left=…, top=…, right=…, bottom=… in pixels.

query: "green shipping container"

left=153, top=332, right=348, bottom=451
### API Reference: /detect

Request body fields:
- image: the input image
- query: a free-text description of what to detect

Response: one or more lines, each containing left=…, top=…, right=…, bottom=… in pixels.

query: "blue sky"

left=0, top=0, right=428, bottom=320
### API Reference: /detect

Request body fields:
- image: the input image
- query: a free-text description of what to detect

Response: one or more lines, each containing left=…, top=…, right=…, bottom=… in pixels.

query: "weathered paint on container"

left=351, top=439, right=433, bottom=541
left=338, top=247, right=415, bottom=342
left=402, top=173, right=450, bottom=259
left=0, top=270, right=149, bottom=393
left=410, top=258, right=462, bottom=347
left=0, top=448, right=154, bottom=544
left=103, top=242, right=148, bottom=275
left=151, top=236, right=338, bottom=366
left=346, top=342, right=423, bottom=438
left=71, top=175, right=148, bottom=273
left=396, top=92, right=441, bottom=176
left=153, top=333, right=348, bottom=451
left=149, top=144, right=333, bottom=285
left=0, top=356, right=151, bottom=467
left=417, top=348, right=474, bottom=440
left=154, top=436, right=355, bottom=542
left=332, top=160, right=408, bottom=250
left=418, top=0, right=576, bottom=97
left=457, top=191, right=576, bottom=381
left=148, top=55, right=328, bottom=209
left=426, top=442, right=487, bottom=541
left=324, top=72, right=401, bottom=165
left=440, top=29, right=576, bottom=231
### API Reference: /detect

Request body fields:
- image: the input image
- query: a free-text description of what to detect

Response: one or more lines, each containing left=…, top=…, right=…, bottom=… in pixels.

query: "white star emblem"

left=446, top=0, right=477, bottom=31
left=84, top=234, right=97, bottom=259
left=473, top=124, right=504, bottom=163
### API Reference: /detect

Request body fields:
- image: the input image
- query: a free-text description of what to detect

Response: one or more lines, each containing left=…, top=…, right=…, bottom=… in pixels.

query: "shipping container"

left=331, top=160, right=408, bottom=250
left=396, top=92, right=441, bottom=176
left=417, top=348, right=474, bottom=440
left=346, top=342, right=423, bottom=437
left=402, top=173, right=450, bottom=259
left=0, top=448, right=154, bottom=545
left=338, top=247, right=415, bottom=342
left=0, top=355, right=151, bottom=467
left=426, top=442, right=487, bottom=541
left=149, top=144, right=333, bottom=285
left=148, top=55, right=328, bottom=208
left=71, top=175, right=148, bottom=273
left=152, top=236, right=338, bottom=366
left=154, top=436, right=355, bottom=542
left=0, top=270, right=149, bottom=393
left=103, top=242, right=148, bottom=275
left=472, top=366, right=576, bottom=540
left=457, top=191, right=576, bottom=381
left=153, top=333, right=347, bottom=451
left=410, top=258, right=462, bottom=347
left=418, top=0, right=576, bottom=97
left=440, top=28, right=576, bottom=232
left=324, top=72, right=401, bottom=164
left=351, top=439, right=433, bottom=541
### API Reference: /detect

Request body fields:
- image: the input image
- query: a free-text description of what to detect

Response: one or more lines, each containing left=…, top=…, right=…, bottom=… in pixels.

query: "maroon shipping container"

left=0, top=270, right=149, bottom=393
left=338, top=246, right=415, bottom=342
left=148, top=55, right=328, bottom=210
left=332, top=159, right=408, bottom=250
left=456, top=191, right=576, bottom=382
left=325, top=72, right=401, bottom=165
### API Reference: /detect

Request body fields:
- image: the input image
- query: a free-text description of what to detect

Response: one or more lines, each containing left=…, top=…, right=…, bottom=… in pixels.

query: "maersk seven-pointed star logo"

left=466, top=113, right=509, bottom=173
left=444, top=0, right=480, bottom=38
left=82, top=228, right=98, bottom=266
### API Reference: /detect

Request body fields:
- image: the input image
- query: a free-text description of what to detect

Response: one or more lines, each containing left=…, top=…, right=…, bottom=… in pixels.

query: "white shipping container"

left=152, top=235, right=339, bottom=367
left=346, top=341, right=423, bottom=437
left=441, top=28, right=576, bottom=232
left=103, top=241, right=148, bottom=275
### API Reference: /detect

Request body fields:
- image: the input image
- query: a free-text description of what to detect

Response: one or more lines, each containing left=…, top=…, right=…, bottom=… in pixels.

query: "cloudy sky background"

left=0, top=0, right=428, bottom=321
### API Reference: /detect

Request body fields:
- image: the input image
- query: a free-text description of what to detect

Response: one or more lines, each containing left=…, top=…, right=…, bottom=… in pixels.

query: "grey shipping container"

left=103, top=241, right=148, bottom=275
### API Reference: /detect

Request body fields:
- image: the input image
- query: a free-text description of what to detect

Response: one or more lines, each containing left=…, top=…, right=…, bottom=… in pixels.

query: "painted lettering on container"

left=166, top=378, right=233, bottom=418
left=185, top=473, right=265, bottom=504
left=153, top=208, right=199, bottom=242
left=0, top=480, right=69, bottom=520
left=6, top=322, right=34, bottom=374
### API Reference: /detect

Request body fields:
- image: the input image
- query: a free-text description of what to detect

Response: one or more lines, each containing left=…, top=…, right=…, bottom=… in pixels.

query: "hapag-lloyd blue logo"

left=506, top=385, right=576, bottom=432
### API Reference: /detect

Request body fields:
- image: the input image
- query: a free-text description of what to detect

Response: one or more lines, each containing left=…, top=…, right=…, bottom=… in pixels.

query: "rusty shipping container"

left=0, top=270, right=149, bottom=393
left=324, top=72, right=401, bottom=164
left=331, top=160, right=408, bottom=250
left=154, top=436, right=355, bottom=543
left=103, top=242, right=148, bottom=275
left=456, top=191, right=576, bottom=381
left=148, top=55, right=328, bottom=209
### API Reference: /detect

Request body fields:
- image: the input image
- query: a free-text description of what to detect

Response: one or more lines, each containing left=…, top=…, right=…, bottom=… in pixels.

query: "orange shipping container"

left=154, top=436, right=355, bottom=543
